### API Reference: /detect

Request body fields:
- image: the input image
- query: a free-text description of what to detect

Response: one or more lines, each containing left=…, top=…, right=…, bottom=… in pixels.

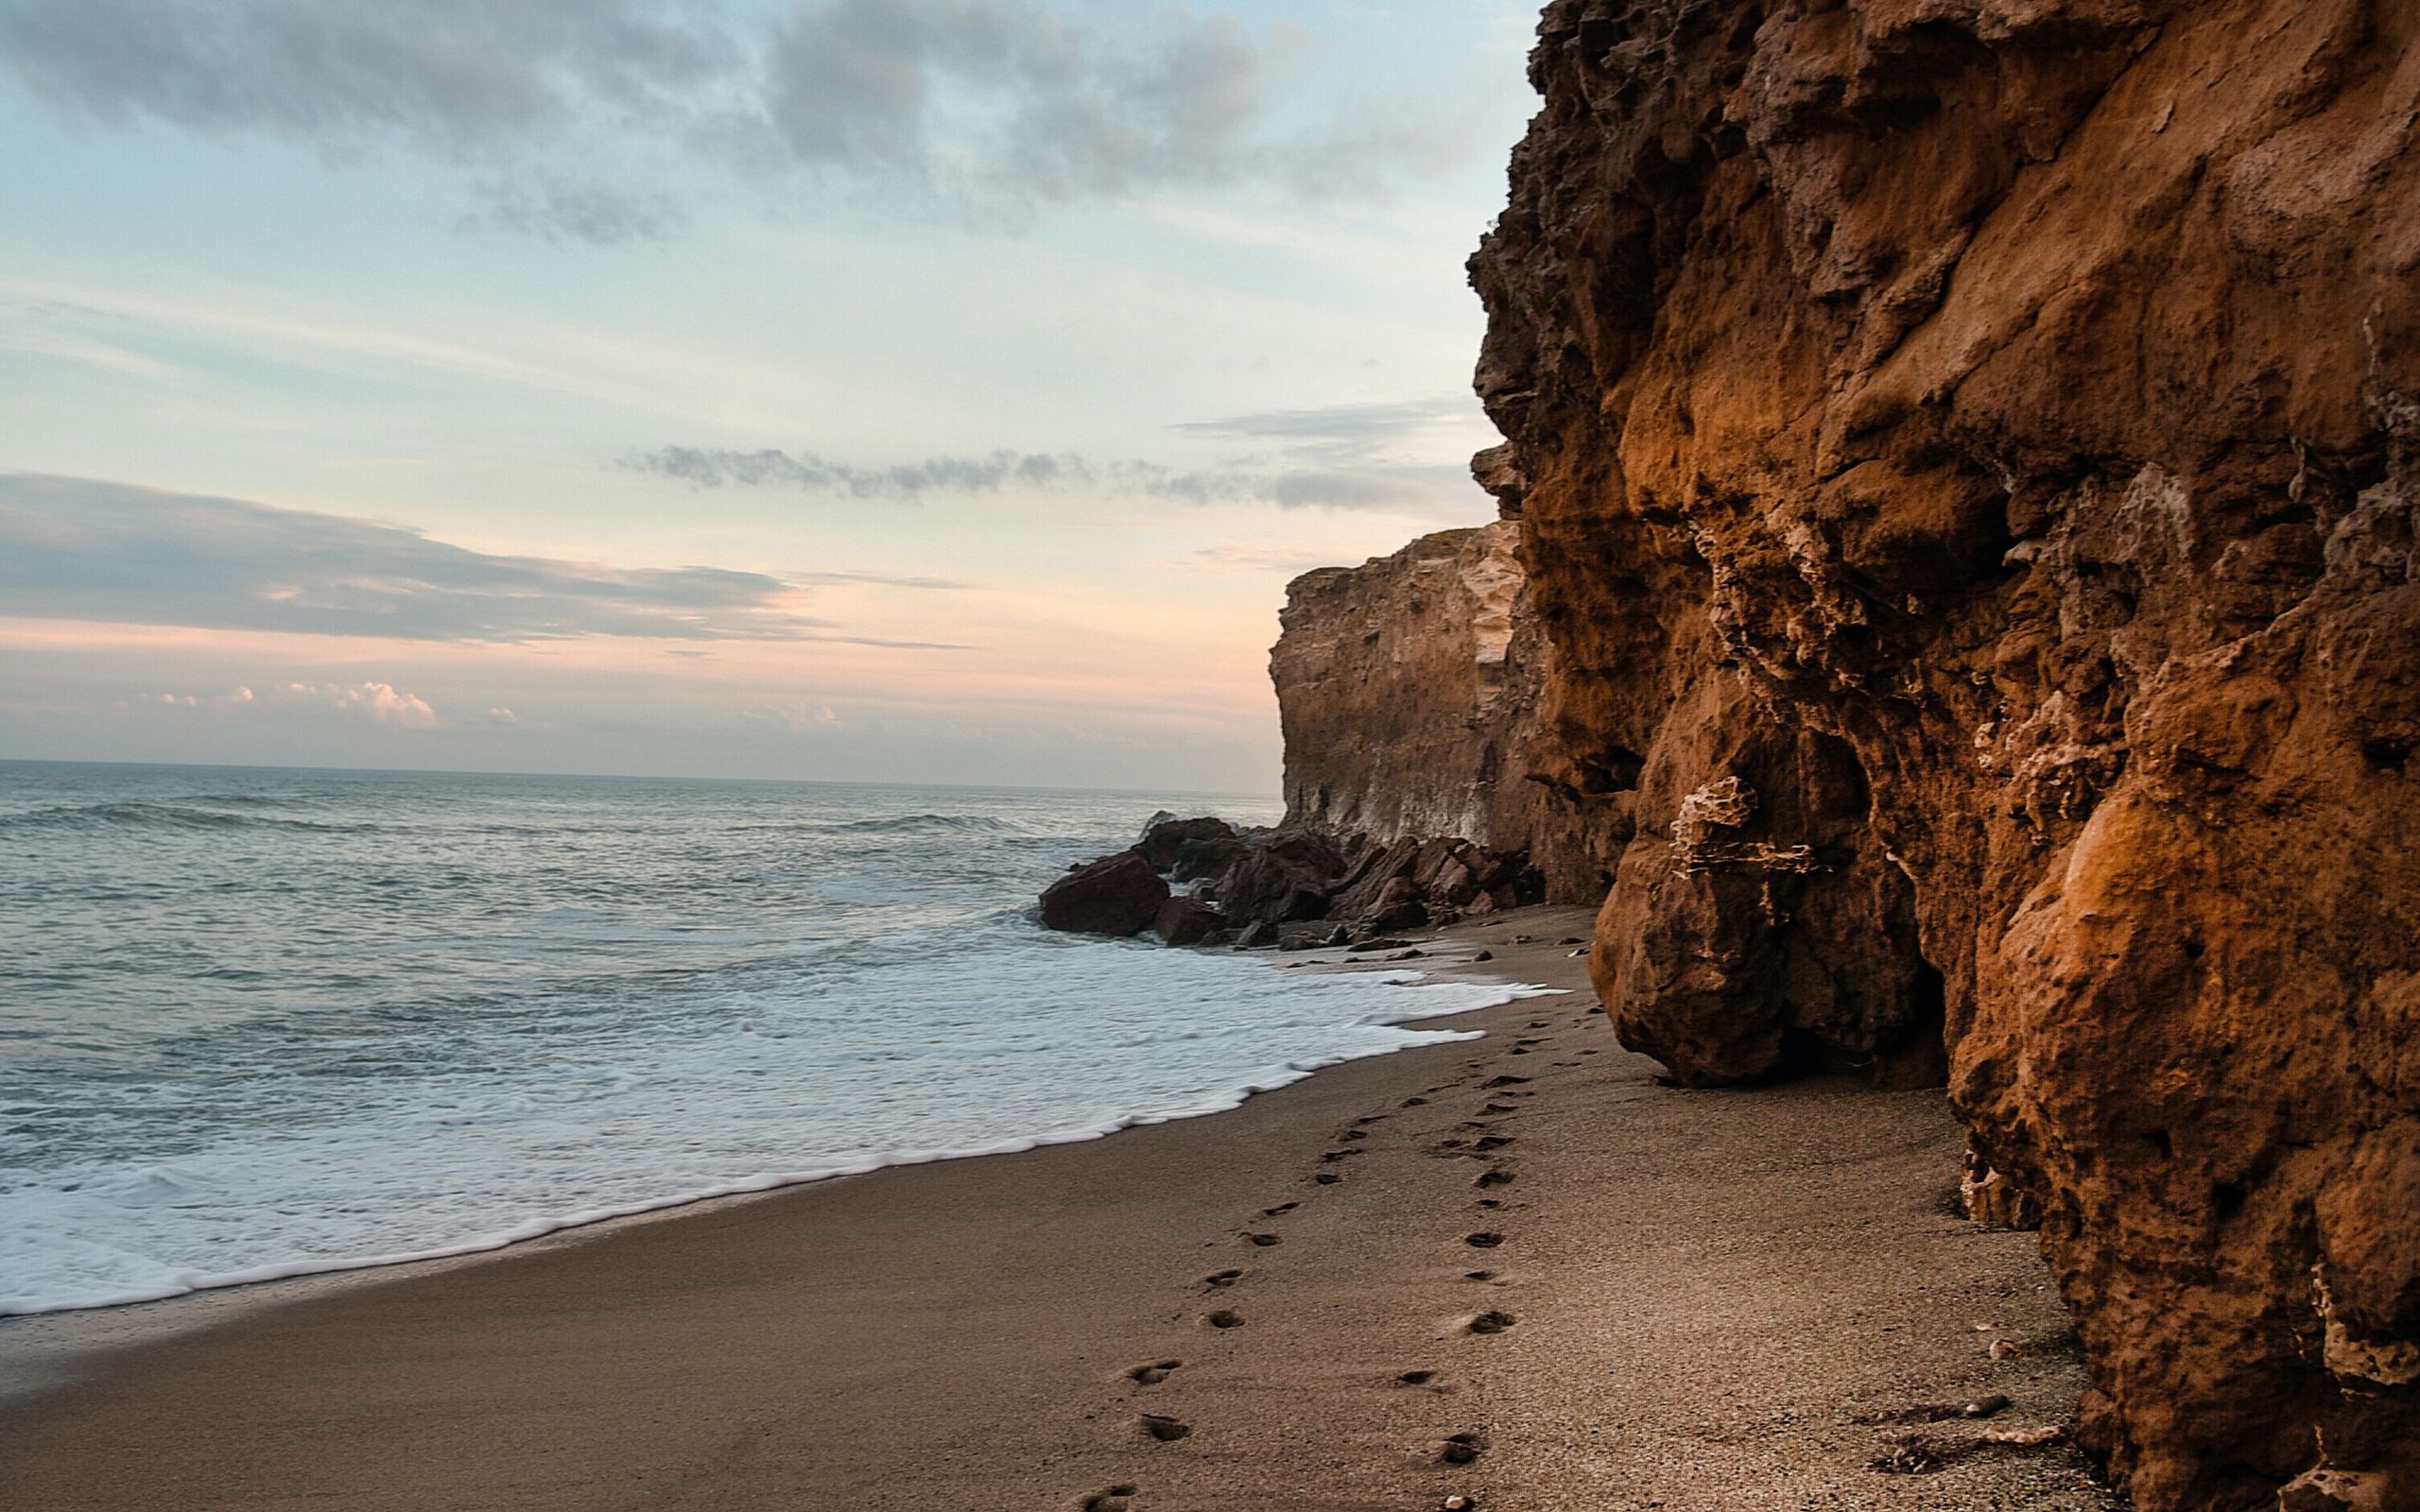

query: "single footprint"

left=1508, top=1047, right=1532, bottom=1057
left=1140, top=1414, right=1191, bottom=1443
left=1401, top=1096, right=1429, bottom=1108
left=1202, top=1269, right=1243, bottom=1289
left=1467, top=1310, right=1517, bottom=1334
left=1396, top=1368, right=1438, bottom=1385
left=1471, top=1136, right=1515, bottom=1153
left=1080, top=1485, right=1138, bottom=1512
left=1127, top=1360, right=1182, bottom=1385
left=1262, top=1201, right=1299, bottom=1217
left=1440, top=1432, right=1487, bottom=1464
left=1243, top=1232, right=1283, bottom=1247
left=1476, top=1198, right=1504, bottom=1210
left=1434, top=1137, right=1467, bottom=1149
left=1338, top=1129, right=1368, bottom=1142
left=1482, top=1075, right=1531, bottom=1090
left=1355, top=1114, right=1388, bottom=1125
left=1527, top=1020, right=1550, bottom=1029
left=1463, top=1231, right=1504, bottom=1248
left=1206, top=1309, right=1245, bottom=1329
left=1475, top=1168, right=1515, bottom=1189
left=1321, top=1148, right=1363, bottom=1162
left=1464, top=1269, right=1496, bottom=1281
left=1481, top=1102, right=1518, bottom=1115
left=1314, top=1172, right=1342, bottom=1185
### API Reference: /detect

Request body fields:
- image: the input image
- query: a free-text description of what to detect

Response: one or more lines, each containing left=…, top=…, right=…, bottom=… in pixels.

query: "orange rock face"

left=1465, top=1, right=2420, bottom=1506
left=1272, top=523, right=1617, bottom=899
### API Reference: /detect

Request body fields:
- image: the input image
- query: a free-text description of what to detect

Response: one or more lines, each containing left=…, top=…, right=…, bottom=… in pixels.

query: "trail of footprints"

left=1080, top=1001, right=1600, bottom=1510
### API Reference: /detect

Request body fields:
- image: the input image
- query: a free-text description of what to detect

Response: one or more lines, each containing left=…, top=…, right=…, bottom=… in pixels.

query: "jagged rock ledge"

left=1039, top=811, right=1545, bottom=950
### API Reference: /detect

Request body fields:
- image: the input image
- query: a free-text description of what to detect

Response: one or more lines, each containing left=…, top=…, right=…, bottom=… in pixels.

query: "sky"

left=0, top=0, right=1541, bottom=792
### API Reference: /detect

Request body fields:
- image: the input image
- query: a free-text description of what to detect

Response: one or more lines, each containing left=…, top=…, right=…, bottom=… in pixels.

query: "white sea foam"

left=0, top=761, right=1562, bottom=1319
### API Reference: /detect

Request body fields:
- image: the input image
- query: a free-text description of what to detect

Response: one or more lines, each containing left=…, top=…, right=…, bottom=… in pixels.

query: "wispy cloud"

left=0, top=0, right=1496, bottom=233
left=627, top=391, right=1496, bottom=515
left=0, top=473, right=969, bottom=645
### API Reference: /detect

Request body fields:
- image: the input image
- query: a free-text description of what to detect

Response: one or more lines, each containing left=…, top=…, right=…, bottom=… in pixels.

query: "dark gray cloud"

left=626, top=442, right=1476, bottom=513
left=764, top=0, right=1275, bottom=200
left=0, top=0, right=1484, bottom=230
left=0, top=0, right=733, bottom=150
left=0, top=473, right=965, bottom=645
left=627, top=392, right=1494, bottom=514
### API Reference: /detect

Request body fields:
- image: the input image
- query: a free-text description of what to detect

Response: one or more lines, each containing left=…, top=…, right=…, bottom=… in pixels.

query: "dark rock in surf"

left=1151, top=897, right=1228, bottom=948
left=1137, top=815, right=1238, bottom=872
left=1039, top=850, right=1168, bottom=937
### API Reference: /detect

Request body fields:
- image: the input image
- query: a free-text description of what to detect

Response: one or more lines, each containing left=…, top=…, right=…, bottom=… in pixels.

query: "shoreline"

left=1, top=906, right=2120, bottom=1510
left=0, top=922, right=1554, bottom=1394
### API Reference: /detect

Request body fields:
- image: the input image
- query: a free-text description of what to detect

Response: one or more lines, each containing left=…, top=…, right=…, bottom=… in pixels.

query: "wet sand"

left=0, top=907, right=2119, bottom=1511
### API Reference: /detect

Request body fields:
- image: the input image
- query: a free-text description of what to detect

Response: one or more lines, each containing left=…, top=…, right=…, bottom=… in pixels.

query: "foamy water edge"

left=6, top=973, right=1564, bottom=1320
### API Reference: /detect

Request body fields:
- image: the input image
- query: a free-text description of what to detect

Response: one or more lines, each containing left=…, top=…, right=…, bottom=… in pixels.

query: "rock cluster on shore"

left=1039, top=813, right=1544, bottom=949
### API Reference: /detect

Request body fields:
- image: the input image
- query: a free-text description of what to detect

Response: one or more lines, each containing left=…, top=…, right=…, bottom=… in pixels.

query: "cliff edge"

left=1461, top=2, right=2420, bottom=1507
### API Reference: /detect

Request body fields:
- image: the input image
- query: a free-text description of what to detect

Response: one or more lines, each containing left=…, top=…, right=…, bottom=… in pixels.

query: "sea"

left=0, top=762, right=1545, bottom=1317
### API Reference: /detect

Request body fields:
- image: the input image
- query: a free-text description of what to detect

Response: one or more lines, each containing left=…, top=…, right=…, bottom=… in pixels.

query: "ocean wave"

left=0, top=801, right=368, bottom=834
left=735, top=813, right=1028, bottom=837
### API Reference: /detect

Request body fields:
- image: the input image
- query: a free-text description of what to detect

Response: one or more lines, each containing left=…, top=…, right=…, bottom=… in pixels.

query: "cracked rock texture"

left=1462, top=0, right=2420, bottom=1506
left=1272, top=523, right=1618, bottom=899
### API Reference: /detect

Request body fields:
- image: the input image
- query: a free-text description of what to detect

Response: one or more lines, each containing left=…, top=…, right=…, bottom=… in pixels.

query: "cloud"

left=0, top=473, right=966, bottom=644
left=0, top=0, right=733, bottom=151
left=139, top=679, right=439, bottom=729
left=0, top=0, right=1495, bottom=232
left=624, top=443, right=1470, bottom=511
left=1159, top=544, right=1345, bottom=575
left=627, top=392, right=1499, bottom=515
left=461, top=172, right=689, bottom=248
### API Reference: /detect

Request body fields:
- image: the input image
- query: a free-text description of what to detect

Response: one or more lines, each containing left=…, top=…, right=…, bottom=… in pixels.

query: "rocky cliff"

left=1271, top=522, right=1615, bottom=899
left=1459, top=2, right=2420, bottom=1507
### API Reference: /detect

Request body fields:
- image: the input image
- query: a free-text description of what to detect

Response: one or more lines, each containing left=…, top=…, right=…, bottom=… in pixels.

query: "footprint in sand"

left=1314, top=1172, right=1342, bottom=1185
left=1467, top=1310, right=1517, bottom=1334
left=1355, top=1114, right=1388, bottom=1125
left=1480, top=1102, right=1518, bottom=1115
left=1140, top=1414, right=1191, bottom=1442
left=1397, top=1368, right=1439, bottom=1385
left=1243, top=1231, right=1283, bottom=1247
left=1439, top=1431, right=1488, bottom=1464
left=1320, top=1148, right=1363, bottom=1162
left=1080, top=1484, right=1138, bottom=1511
left=1475, top=1167, right=1515, bottom=1189
left=1261, top=1201, right=1298, bottom=1217
left=1482, top=1075, right=1530, bottom=1090
left=1202, top=1269, right=1243, bottom=1289
left=1471, top=1136, right=1515, bottom=1152
left=1206, top=1309, right=1245, bottom=1329
left=1401, top=1096, right=1429, bottom=1108
left=1127, top=1360, right=1182, bottom=1385
left=1464, top=1270, right=1497, bottom=1281
left=1463, top=1231, right=1504, bottom=1248
left=1337, top=1129, right=1368, bottom=1142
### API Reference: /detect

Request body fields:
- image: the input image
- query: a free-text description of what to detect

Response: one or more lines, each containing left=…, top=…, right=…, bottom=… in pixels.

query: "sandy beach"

left=1, top=907, right=2118, bottom=1511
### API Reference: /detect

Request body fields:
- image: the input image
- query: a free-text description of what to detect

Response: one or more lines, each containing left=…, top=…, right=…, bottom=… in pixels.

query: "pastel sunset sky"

left=0, top=0, right=1536, bottom=790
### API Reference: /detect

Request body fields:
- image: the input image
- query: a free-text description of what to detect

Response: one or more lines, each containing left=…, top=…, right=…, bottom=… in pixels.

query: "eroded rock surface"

left=1468, top=2, right=2420, bottom=1505
left=1272, top=523, right=1618, bottom=900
